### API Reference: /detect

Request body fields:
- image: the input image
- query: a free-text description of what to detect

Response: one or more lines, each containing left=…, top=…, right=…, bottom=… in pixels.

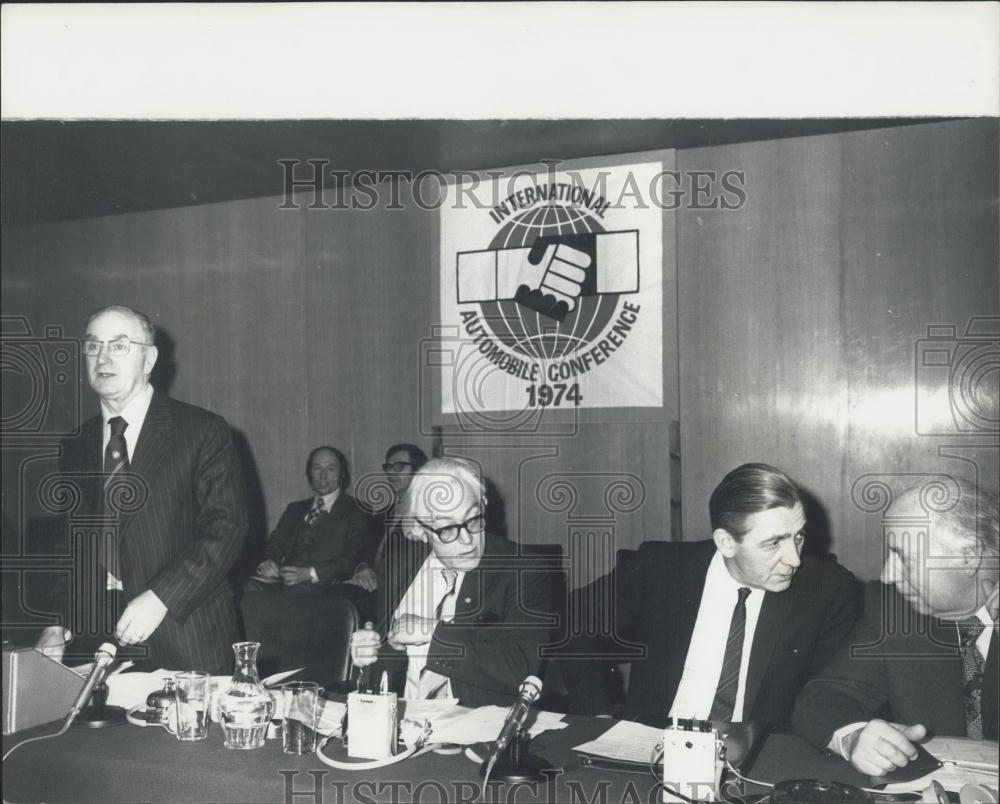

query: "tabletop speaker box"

left=2, top=647, right=86, bottom=734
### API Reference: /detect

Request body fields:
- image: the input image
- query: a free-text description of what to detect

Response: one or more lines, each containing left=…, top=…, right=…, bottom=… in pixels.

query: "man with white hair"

left=352, top=457, right=552, bottom=707
left=794, top=478, right=999, bottom=776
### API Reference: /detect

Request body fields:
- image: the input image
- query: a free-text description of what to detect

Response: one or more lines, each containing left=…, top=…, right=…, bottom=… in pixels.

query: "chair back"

left=241, top=593, right=358, bottom=681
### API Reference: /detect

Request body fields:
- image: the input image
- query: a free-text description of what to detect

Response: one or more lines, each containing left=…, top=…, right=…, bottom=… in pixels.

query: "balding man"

left=794, top=478, right=999, bottom=776
left=251, top=445, right=370, bottom=592
left=35, top=305, right=247, bottom=673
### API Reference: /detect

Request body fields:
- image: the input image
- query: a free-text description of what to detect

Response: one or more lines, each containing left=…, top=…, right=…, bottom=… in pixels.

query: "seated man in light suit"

left=352, top=457, right=552, bottom=707
left=248, top=446, right=370, bottom=594
left=794, top=479, right=998, bottom=777
left=622, top=463, right=858, bottom=730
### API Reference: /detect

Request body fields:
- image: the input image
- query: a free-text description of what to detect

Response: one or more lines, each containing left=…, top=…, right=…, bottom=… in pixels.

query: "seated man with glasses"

left=351, top=457, right=552, bottom=707
left=350, top=443, right=429, bottom=592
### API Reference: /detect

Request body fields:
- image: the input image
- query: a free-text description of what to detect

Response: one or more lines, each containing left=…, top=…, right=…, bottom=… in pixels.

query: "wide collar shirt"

left=393, top=554, right=465, bottom=701
left=100, top=382, right=154, bottom=460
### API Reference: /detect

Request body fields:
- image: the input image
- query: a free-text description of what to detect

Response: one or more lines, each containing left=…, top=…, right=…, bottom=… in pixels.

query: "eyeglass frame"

left=382, top=461, right=416, bottom=473
left=414, top=514, right=486, bottom=544
left=82, top=337, right=153, bottom=357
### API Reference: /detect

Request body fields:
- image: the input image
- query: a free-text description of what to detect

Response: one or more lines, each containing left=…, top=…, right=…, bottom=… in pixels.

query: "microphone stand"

left=480, top=726, right=551, bottom=785
left=73, top=678, right=127, bottom=728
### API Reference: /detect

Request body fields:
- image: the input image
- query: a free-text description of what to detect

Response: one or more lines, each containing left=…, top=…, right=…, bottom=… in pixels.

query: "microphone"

left=490, top=675, right=542, bottom=758
left=65, top=642, right=117, bottom=726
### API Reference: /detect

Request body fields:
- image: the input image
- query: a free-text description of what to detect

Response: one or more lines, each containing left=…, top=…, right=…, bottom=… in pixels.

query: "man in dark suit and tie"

left=794, top=478, right=998, bottom=776
left=35, top=305, right=247, bottom=673
left=251, top=446, right=370, bottom=592
left=352, top=457, right=552, bottom=707
left=622, top=463, right=858, bottom=730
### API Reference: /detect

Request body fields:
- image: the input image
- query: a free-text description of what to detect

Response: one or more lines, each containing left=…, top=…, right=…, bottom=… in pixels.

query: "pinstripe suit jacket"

left=59, top=392, right=248, bottom=673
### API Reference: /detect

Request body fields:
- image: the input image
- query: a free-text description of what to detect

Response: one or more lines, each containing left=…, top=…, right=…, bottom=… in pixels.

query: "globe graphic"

left=481, top=203, right=619, bottom=359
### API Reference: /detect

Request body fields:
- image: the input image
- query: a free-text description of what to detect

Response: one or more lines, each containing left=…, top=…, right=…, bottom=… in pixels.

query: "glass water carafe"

left=218, top=641, right=275, bottom=749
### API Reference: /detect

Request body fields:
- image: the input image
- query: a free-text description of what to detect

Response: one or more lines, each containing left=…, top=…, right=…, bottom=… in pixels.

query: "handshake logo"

left=456, top=230, right=639, bottom=323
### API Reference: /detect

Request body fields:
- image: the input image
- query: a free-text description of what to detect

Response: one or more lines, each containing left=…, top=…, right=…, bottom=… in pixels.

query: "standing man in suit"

left=352, top=457, right=551, bottom=707
left=623, top=463, right=858, bottom=729
left=794, top=479, right=998, bottom=776
left=35, top=305, right=247, bottom=673
left=250, top=446, right=370, bottom=592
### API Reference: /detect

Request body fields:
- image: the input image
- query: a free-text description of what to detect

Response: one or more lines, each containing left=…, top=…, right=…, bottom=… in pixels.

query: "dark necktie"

left=103, top=416, right=129, bottom=484
left=305, top=497, right=327, bottom=527
left=957, top=618, right=985, bottom=739
left=101, top=416, right=129, bottom=581
left=709, top=587, right=752, bottom=722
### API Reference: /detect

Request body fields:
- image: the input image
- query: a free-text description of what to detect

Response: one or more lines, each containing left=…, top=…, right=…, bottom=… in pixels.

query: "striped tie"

left=103, top=416, right=129, bottom=487
left=957, top=618, right=985, bottom=739
left=101, top=416, right=129, bottom=587
left=709, top=587, right=751, bottom=722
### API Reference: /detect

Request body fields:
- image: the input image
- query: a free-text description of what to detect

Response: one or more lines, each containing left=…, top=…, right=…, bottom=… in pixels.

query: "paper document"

left=878, top=763, right=997, bottom=794
left=923, top=737, right=999, bottom=772
left=431, top=705, right=567, bottom=746
left=572, top=720, right=663, bottom=766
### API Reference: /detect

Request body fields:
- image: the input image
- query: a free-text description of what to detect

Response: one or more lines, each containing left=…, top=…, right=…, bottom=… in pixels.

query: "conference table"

left=3, top=711, right=870, bottom=803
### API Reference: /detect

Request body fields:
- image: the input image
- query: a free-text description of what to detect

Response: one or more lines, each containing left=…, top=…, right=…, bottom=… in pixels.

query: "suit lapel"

left=118, top=392, right=174, bottom=536
left=664, top=543, right=715, bottom=699
left=743, top=584, right=794, bottom=718
left=69, top=415, right=104, bottom=514
left=983, top=630, right=998, bottom=740
left=454, top=534, right=503, bottom=620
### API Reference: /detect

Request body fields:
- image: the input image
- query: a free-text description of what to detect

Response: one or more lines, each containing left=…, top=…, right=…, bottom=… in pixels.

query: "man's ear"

left=960, top=541, right=982, bottom=576
left=714, top=528, right=738, bottom=557
left=144, top=345, right=159, bottom=376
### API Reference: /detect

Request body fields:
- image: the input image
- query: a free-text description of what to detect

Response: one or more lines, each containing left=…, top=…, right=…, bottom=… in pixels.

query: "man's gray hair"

left=85, top=305, right=156, bottom=345
left=401, top=457, right=485, bottom=542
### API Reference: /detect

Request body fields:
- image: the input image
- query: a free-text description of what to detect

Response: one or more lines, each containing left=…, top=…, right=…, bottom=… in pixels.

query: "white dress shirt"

left=99, top=383, right=154, bottom=590
left=828, top=604, right=996, bottom=758
left=669, top=550, right=765, bottom=722
left=393, top=554, right=464, bottom=700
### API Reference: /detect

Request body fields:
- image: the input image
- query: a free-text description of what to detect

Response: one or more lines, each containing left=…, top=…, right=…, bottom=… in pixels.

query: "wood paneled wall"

left=2, top=119, right=995, bottom=602
left=1, top=188, right=438, bottom=567
left=677, top=119, right=998, bottom=578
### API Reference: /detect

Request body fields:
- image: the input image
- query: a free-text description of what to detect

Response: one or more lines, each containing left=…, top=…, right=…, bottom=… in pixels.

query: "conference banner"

left=439, top=160, right=664, bottom=416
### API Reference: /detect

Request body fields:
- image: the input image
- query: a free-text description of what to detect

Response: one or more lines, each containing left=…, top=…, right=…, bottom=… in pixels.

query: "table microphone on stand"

left=480, top=676, right=551, bottom=785
left=66, top=643, right=126, bottom=729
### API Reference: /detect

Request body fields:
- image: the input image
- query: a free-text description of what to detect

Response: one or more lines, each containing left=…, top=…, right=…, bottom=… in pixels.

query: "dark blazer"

left=372, top=533, right=553, bottom=707
left=264, top=492, right=370, bottom=583
left=622, top=539, right=858, bottom=729
left=58, top=392, right=247, bottom=674
left=794, top=581, right=999, bottom=746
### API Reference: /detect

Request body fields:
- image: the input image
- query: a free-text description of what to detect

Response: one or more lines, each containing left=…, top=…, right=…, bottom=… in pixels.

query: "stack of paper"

left=431, top=705, right=567, bottom=746
left=572, top=720, right=663, bottom=767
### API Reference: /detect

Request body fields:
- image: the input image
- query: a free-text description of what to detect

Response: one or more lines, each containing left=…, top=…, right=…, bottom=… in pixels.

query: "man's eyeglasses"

left=382, top=461, right=415, bottom=473
left=83, top=338, right=152, bottom=357
left=415, top=515, right=486, bottom=544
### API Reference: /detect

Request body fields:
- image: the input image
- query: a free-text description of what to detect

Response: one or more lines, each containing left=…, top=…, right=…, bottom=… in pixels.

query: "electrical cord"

left=2, top=721, right=71, bottom=763
left=314, top=733, right=440, bottom=770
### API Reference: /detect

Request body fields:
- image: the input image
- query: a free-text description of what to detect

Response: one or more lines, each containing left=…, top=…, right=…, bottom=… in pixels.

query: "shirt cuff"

left=309, top=567, right=319, bottom=583
left=828, top=722, right=866, bottom=759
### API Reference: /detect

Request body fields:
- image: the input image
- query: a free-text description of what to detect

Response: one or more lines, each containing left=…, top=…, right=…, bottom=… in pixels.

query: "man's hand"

left=351, top=622, right=381, bottom=667
left=35, top=625, right=70, bottom=662
left=347, top=564, right=377, bottom=592
left=256, top=559, right=280, bottom=579
left=388, top=614, right=436, bottom=649
left=115, top=590, right=169, bottom=645
left=844, top=719, right=928, bottom=776
left=279, top=565, right=314, bottom=586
